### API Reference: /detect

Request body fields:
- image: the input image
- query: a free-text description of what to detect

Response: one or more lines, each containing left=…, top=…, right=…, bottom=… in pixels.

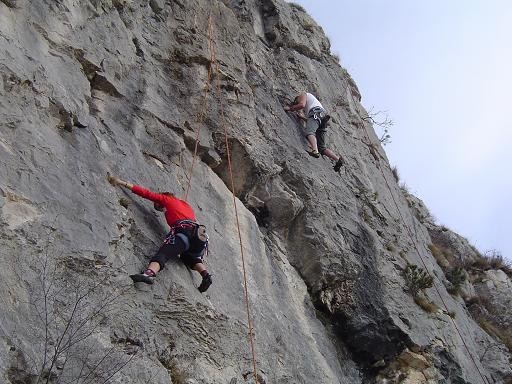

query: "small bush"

left=446, top=267, right=467, bottom=295
left=119, top=197, right=131, bottom=208
left=402, top=264, right=434, bottom=297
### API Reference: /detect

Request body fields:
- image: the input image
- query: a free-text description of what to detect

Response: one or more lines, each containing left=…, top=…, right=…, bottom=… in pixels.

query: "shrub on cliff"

left=402, top=264, right=434, bottom=297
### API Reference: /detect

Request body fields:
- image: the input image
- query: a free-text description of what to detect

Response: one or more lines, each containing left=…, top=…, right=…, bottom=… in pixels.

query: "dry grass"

left=428, top=243, right=458, bottom=270
left=385, top=243, right=395, bottom=252
left=465, top=295, right=493, bottom=313
left=169, top=361, right=188, bottom=384
left=303, top=21, right=316, bottom=32
left=471, top=250, right=512, bottom=276
left=467, top=295, right=512, bottom=353
left=428, top=243, right=449, bottom=268
left=446, top=286, right=460, bottom=296
left=477, top=318, right=512, bottom=352
left=414, top=296, right=440, bottom=313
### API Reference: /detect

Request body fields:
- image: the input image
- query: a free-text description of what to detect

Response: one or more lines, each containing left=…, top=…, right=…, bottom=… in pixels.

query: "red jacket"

left=131, top=185, right=196, bottom=227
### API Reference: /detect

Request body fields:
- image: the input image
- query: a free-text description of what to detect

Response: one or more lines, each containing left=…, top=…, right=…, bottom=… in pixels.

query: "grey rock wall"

left=0, top=1, right=510, bottom=383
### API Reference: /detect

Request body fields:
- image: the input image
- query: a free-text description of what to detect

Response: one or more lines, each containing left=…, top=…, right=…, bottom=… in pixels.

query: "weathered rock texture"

left=0, top=1, right=510, bottom=383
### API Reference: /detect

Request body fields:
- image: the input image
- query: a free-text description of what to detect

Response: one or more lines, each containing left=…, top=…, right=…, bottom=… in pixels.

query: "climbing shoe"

left=333, top=158, right=344, bottom=173
left=319, top=114, right=331, bottom=130
left=307, top=150, right=320, bottom=158
left=130, top=269, right=156, bottom=285
left=198, top=273, right=212, bottom=293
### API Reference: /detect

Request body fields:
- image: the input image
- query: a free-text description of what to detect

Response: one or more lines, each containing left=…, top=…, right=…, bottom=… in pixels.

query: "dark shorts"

left=304, top=107, right=328, bottom=154
left=150, top=227, right=206, bottom=269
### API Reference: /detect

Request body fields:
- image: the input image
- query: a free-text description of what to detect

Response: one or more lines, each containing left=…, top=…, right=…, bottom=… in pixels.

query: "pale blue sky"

left=293, top=1, right=512, bottom=259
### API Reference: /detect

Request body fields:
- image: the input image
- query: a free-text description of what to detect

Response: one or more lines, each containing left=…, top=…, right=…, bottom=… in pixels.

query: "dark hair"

left=154, top=202, right=164, bottom=211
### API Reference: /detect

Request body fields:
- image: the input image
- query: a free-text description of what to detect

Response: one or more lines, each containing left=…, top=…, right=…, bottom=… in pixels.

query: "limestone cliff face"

left=0, top=1, right=510, bottom=383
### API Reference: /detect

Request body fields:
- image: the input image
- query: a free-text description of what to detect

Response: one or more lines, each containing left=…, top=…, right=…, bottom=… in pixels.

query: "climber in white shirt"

left=284, top=92, right=344, bottom=172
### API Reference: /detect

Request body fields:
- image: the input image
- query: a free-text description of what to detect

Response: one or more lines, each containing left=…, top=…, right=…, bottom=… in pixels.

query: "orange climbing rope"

left=340, top=80, right=490, bottom=384
left=182, top=13, right=259, bottom=383
left=183, top=16, right=214, bottom=202
left=210, top=21, right=259, bottom=384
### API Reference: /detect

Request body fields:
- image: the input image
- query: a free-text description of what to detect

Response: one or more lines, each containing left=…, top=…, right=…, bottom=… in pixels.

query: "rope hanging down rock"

left=183, top=13, right=260, bottom=383
left=182, top=17, right=213, bottom=203
left=209, top=18, right=260, bottom=384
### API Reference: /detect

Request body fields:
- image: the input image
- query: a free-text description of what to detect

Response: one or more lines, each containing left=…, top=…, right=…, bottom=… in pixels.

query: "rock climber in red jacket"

left=108, top=174, right=212, bottom=292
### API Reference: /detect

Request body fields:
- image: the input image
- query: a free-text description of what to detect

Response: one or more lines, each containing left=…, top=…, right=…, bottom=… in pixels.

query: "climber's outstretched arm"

left=284, top=92, right=306, bottom=112
left=108, top=174, right=134, bottom=190
left=107, top=174, right=168, bottom=205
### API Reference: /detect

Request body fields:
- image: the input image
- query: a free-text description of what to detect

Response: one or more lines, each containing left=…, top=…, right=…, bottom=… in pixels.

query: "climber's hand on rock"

left=107, top=173, right=122, bottom=187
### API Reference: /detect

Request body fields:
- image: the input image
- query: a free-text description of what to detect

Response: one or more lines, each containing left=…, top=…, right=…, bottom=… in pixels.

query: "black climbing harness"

left=308, top=106, right=326, bottom=124
left=164, top=219, right=209, bottom=258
